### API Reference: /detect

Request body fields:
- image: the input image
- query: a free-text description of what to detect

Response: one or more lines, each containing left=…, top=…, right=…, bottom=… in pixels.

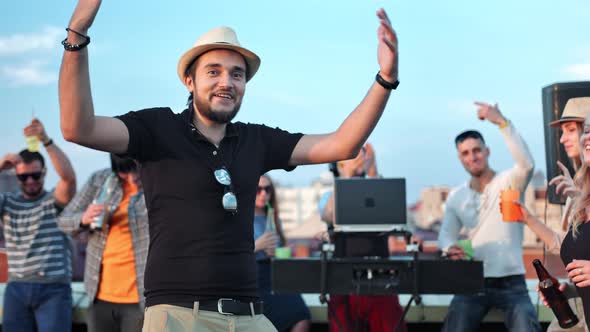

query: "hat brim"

left=549, top=116, right=585, bottom=127
left=177, top=44, right=260, bottom=83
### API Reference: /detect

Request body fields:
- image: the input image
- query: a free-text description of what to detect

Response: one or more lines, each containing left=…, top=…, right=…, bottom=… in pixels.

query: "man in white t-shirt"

left=438, top=102, right=541, bottom=332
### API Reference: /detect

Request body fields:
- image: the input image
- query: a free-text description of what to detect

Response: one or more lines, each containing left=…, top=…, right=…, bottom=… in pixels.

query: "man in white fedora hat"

left=58, top=1, right=399, bottom=331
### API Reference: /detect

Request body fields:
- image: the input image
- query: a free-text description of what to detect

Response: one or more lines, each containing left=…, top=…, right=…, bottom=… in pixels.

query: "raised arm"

left=24, top=119, right=77, bottom=206
left=289, top=9, right=399, bottom=165
left=475, top=102, right=534, bottom=189
left=59, top=0, right=129, bottom=154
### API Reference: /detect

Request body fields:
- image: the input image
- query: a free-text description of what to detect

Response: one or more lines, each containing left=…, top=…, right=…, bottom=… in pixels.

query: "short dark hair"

left=18, top=149, right=45, bottom=168
left=110, top=154, right=138, bottom=174
left=455, top=130, right=485, bottom=147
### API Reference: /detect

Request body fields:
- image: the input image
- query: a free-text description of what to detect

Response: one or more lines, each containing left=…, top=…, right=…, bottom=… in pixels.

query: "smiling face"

left=15, top=161, right=45, bottom=199
left=457, top=137, right=490, bottom=177
left=185, top=49, right=247, bottom=124
left=560, top=121, right=582, bottom=159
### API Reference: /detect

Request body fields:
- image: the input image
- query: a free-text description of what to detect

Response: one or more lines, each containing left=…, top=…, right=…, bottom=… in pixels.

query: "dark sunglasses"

left=213, top=168, right=238, bottom=214
left=257, top=186, right=272, bottom=194
left=16, top=172, right=43, bottom=182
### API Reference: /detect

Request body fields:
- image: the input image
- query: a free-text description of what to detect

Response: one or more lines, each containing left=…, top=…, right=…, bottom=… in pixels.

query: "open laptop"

left=334, top=178, right=406, bottom=232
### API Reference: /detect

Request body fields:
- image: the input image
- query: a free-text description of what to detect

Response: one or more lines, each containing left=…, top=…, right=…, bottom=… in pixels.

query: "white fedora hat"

left=549, top=97, right=590, bottom=127
left=177, top=26, right=260, bottom=83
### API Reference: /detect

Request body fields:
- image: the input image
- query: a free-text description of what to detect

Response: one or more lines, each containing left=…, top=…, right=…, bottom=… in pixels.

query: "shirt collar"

left=181, top=108, right=238, bottom=138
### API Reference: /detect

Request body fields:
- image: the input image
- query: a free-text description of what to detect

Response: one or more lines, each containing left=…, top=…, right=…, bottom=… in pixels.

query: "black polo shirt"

left=116, top=107, right=303, bottom=307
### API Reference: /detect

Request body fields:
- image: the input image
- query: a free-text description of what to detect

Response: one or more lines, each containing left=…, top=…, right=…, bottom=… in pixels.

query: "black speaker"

left=542, top=81, right=590, bottom=204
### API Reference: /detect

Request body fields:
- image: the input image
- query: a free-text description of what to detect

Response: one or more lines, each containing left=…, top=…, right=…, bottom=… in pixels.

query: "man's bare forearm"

left=59, top=45, right=95, bottom=143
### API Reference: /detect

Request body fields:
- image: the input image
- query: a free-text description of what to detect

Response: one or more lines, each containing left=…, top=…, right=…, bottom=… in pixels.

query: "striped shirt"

left=0, top=190, right=72, bottom=283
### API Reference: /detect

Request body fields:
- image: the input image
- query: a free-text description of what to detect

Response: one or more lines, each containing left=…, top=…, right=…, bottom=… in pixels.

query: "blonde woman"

left=519, top=98, right=590, bottom=330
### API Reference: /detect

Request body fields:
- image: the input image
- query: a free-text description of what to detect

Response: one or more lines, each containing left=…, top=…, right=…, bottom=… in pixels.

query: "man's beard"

left=194, top=94, right=241, bottom=124
left=469, top=167, right=486, bottom=178
left=20, top=183, right=43, bottom=198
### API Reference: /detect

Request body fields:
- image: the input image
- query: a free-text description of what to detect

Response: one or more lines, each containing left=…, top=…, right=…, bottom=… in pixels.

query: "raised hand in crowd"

left=474, top=102, right=507, bottom=126
left=376, top=8, right=398, bottom=83
left=549, top=160, right=580, bottom=199
left=0, top=154, right=23, bottom=171
left=23, top=118, right=51, bottom=145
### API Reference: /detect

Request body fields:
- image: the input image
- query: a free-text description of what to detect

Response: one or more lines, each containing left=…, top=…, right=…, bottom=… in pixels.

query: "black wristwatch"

left=43, top=139, right=54, bottom=147
left=375, top=72, right=399, bottom=90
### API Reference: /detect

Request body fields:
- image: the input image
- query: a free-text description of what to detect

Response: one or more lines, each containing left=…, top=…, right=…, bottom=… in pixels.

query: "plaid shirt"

left=58, top=169, right=149, bottom=307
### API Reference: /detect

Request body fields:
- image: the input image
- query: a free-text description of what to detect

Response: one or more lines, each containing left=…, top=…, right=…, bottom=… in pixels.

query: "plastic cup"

left=295, top=244, right=310, bottom=258
left=274, top=247, right=292, bottom=259
left=25, top=136, right=39, bottom=152
left=500, top=189, right=523, bottom=222
left=457, top=239, right=473, bottom=259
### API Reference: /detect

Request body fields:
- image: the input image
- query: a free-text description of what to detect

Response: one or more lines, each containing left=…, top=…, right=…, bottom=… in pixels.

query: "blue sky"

left=1, top=0, right=589, bottom=203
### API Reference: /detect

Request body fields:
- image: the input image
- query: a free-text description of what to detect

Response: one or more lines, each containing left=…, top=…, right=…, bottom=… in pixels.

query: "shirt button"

left=212, top=151, right=218, bottom=156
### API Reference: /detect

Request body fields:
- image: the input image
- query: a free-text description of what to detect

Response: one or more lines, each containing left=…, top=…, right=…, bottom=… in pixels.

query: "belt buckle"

left=217, top=298, right=234, bottom=315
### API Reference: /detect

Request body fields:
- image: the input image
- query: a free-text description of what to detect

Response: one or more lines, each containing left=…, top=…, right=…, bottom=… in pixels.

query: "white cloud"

left=1, top=61, right=56, bottom=86
left=0, top=26, right=62, bottom=56
left=563, top=63, right=590, bottom=79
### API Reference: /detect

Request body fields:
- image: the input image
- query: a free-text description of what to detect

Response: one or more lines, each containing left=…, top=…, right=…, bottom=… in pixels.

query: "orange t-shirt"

left=96, top=180, right=140, bottom=303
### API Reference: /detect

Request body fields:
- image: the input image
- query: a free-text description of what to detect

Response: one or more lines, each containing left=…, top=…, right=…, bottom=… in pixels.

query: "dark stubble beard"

left=194, top=94, right=241, bottom=124
left=20, top=182, right=44, bottom=199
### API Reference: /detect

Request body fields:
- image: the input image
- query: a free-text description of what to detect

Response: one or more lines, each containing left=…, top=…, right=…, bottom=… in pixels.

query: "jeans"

left=442, top=274, right=541, bottom=332
left=3, top=282, right=72, bottom=332
left=87, top=299, right=143, bottom=332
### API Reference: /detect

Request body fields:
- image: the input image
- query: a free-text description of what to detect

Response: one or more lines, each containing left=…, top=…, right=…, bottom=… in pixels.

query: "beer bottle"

left=533, top=259, right=579, bottom=328
left=91, top=174, right=117, bottom=231
left=265, top=203, right=276, bottom=233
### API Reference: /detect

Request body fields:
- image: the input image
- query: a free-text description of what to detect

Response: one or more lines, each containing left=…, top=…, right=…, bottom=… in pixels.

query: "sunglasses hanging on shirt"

left=213, top=168, right=238, bottom=214
left=187, top=118, right=239, bottom=215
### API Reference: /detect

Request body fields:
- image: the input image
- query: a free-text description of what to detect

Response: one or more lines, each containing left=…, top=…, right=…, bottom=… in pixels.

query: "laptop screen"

left=334, top=178, right=407, bottom=232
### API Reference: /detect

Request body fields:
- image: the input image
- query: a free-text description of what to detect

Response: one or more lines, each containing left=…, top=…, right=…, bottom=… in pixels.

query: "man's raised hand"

left=474, top=102, right=507, bottom=126
left=376, top=9, right=398, bottom=83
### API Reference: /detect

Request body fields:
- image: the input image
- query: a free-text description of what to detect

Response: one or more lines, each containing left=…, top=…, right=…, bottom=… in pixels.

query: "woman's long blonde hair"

left=568, top=122, right=589, bottom=237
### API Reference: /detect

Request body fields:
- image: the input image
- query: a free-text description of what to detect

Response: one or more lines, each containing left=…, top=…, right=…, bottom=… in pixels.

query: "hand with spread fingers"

left=474, top=102, right=507, bottom=126
left=376, top=8, right=399, bottom=83
left=549, top=160, right=580, bottom=199
left=566, top=259, right=590, bottom=288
